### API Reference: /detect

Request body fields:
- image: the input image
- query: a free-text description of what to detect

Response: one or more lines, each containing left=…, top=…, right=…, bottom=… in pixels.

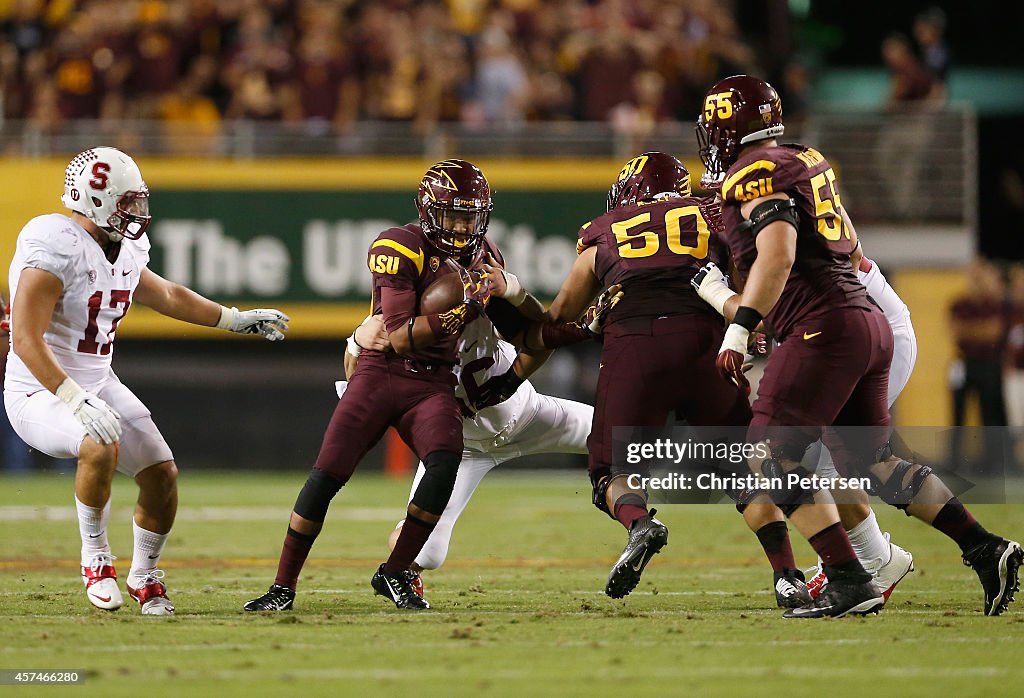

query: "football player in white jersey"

left=4, top=147, right=289, bottom=615
left=344, top=260, right=600, bottom=595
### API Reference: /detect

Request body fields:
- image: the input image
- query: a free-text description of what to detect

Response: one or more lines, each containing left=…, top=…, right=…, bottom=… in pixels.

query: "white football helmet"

left=61, top=146, right=151, bottom=241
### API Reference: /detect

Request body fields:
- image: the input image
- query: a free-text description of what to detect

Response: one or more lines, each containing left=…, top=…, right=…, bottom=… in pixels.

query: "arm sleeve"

left=486, top=297, right=531, bottom=340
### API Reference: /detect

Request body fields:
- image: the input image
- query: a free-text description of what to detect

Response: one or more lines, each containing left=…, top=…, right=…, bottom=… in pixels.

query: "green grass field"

left=2, top=470, right=1023, bottom=697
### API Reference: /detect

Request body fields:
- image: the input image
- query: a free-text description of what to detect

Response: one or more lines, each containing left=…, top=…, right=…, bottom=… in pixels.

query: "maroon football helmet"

left=696, top=75, right=784, bottom=180
left=606, top=152, right=691, bottom=212
left=415, top=159, right=493, bottom=258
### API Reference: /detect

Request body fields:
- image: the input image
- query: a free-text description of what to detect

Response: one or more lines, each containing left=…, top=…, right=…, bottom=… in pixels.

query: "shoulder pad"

left=21, top=214, right=83, bottom=257
left=370, top=227, right=426, bottom=277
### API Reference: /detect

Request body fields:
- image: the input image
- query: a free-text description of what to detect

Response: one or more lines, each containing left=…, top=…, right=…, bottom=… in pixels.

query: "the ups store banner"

left=1, top=157, right=659, bottom=338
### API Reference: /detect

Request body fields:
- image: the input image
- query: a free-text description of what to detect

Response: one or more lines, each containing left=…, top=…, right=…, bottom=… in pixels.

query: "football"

left=418, top=271, right=465, bottom=314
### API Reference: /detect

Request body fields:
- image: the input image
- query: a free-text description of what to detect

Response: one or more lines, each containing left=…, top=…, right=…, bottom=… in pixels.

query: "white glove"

left=691, top=262, right=736, bottom=316
left=217, top=306, right=289, bottom=341
left=56, top=378, right=121, bottom=445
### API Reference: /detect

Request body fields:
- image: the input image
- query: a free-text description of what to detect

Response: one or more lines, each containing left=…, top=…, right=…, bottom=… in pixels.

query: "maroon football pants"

left=749, top=306, right=894, bottom=474
left=588, top=313, right=753, bottom=482
left=313, top=352, right=464, bottom=481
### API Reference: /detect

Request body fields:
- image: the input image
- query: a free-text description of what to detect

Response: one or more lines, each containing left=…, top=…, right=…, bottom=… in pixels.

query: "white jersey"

left=858, top=262, right=910, bottom=330
left=451, top=315, right=531, bottom=442
left=5, top=214, right=150, bottom=392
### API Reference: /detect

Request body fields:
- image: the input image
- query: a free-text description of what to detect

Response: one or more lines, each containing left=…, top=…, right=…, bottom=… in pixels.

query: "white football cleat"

left=82, top=552, right=124, bottom=611
left=127, top=570, right=175, bottom=616
left=875, top=541, right=914, bottom=601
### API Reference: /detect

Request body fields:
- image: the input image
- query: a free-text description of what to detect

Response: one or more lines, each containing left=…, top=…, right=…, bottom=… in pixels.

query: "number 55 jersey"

left=719, top=143, right=874, bottom=341
left=5, top=213, right=149, bottom=392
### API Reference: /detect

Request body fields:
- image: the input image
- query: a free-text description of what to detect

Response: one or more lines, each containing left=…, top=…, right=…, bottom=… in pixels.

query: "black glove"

left=472, top=367, right=525, bottom=410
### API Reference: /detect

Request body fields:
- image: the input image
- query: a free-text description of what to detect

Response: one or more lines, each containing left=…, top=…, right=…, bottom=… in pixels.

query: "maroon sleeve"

left=368, top=227, right=426, bottom=291
left=381, top=286, right=418, bottom=334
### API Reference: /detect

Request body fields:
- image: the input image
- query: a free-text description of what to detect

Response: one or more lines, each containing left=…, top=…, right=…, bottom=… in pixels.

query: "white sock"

left=76, top=496, right=111, bottom=566
left=847, top=509, right=892, bottom=573
left=128, top=520, right=169, bottom=587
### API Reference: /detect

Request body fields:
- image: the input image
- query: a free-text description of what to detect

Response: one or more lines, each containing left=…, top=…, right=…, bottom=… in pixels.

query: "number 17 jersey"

left=576, top=195, right=730, bottom=327
left=5, top=214, right=149, bottom=392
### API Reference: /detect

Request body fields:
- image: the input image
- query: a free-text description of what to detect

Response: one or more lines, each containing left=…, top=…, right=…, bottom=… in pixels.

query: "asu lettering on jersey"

left=5, top=214, right=149, bottom=392
left=576, top=196, right=730, bottom=325
left=719, top=143, right=872, bottom=340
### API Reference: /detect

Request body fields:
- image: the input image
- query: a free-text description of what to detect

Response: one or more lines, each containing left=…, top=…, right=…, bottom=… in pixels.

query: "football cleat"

left=82, top=552, right=123, bottom=611
left=774, top=568, right=811, bottom=608
left=875, top=542, right=914, bottom=602
left=371, top=564, right=430, bottom=609
left=127, top=569, right=174, bottom=615
left=243, top=584, right=296, bottom=612
left=807, top=540, right=915, bottom=603
left=962, top=537, right=1023, bottom=616
left=783, top=579, right=884, bottom=619
left=605, top=509, right=669, bottom=599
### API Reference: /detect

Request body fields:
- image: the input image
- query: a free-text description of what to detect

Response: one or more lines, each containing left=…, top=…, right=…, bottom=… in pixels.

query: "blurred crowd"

left=0, top=0, right=766, bottom=142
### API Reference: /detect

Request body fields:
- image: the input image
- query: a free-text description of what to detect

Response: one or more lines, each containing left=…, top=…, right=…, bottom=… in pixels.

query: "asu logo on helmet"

left=696, top=75, right=784, bottom=181
left=415, top=159, right=493, bottom=260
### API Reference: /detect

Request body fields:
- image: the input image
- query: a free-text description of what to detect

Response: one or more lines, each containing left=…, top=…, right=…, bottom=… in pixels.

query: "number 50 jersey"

left=576, top=195, right=730, bottom=327
left=6, top=213, right=149, bottom=392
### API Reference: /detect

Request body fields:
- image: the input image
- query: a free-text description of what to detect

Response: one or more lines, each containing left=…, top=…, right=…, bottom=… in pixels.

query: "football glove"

left=56, top=378, right=121, bottom=445
left=473, top=367, right=525, bottom=410
left=0, top=302, right=9, bottom=334
left=460, top=267, right=493, bottom=311
left=717, top=323, right=752, bottom=396
left=217, top=307, right=290, bottom=341
left=691, top=262, right=736, bottom=316
left=581, top=284, right=623, bottom=335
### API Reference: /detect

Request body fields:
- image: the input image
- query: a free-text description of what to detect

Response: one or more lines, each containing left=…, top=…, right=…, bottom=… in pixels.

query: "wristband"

left=721, top=323, right=750, bottom=355
left=733, top=306, right=763, bottom=333
left=701, top=284, right=737, bottom=317
left=215, top=305, right=237, bottom=330
left=346, top=333, right=362, bottom=358
left=501, top=271, right=527, bottom=306
left=55, top=377, right=85, bottom=405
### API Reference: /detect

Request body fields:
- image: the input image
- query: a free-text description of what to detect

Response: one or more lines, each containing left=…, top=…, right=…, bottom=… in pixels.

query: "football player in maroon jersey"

left=695, top=74, right=1021, bottom=617
left=245, top=160, right=494, bottom=612
left=526, top=152, right=752, bottom=598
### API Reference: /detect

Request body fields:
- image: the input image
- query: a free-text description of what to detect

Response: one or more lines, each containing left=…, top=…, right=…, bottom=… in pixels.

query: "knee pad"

left=410, top=450, right=460, bottom=515
left=592, top=474, right=615, bottom=520
left=731, top=485, right=761, bottom=514
left=761, top=458, right=816, bottom=518
left=293, top=468, right=345, bottom=523
left=872, top=460, right=932, bottom=512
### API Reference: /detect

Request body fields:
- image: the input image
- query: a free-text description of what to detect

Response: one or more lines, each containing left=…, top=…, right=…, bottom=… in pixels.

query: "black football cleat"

left=774, top=568, right=812, bottom=609
left=605, top=509, right=669, bottom=599
left=243, top=584, right=295, bottom=612
left=962, top=537, right=1023, bottom=616
left=371, top=564, right=430, bottom=610
left=782, top=579, right=884, bottom=619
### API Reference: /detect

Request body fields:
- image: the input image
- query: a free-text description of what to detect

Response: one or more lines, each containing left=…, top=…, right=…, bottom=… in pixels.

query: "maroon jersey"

left=577, top=195, right=729, bottom=326
left=720, top=143, right=873, bottom=340
left=369, top=223, right=463, bottom=364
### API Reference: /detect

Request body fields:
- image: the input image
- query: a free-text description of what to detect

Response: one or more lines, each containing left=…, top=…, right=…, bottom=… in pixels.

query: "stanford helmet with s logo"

left=696, top=75, right=784, bottom=181
left=61, top=146, right=151, bottom=242
left=415, top=159, right=493, bottom=259
left=606, top=151, right=690, bottom=212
